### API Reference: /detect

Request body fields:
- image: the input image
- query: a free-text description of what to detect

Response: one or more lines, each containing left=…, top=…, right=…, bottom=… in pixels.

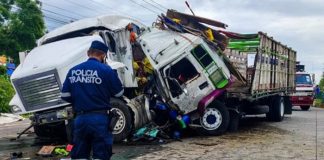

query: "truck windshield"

left=296, top=74, right=312, bottom=85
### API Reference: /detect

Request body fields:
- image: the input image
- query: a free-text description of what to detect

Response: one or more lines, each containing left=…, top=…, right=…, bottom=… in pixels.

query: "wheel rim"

left=201, top=108, right=223, bottom=130
left=280, top=99, right=284, bottom=117
left=111, top=108, right=126, bottom=134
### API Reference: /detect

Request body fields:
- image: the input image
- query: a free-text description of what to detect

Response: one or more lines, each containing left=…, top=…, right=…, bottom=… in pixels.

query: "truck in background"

left=290, top=62, right=314, bottom=111
left=9, top=10, right=296, bottom=142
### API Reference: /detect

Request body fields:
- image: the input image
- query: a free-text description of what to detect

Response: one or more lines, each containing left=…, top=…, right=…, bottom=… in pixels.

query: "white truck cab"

left=290, top=71, right=314, bottom=110
left=10, top=15, right=145, bottom=112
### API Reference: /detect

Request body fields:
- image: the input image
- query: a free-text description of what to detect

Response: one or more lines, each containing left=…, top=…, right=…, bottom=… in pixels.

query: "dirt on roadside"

left=134, top=118, right=319, bottom=160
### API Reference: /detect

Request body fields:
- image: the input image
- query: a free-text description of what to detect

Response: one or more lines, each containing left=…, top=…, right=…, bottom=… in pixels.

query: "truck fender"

left=197, top=89, right=226, bottom=115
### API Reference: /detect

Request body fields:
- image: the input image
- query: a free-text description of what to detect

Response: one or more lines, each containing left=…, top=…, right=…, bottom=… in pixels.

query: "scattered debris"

left=37, top=145, right=56, bottom=156
left=65, top=144, right=73, bottom=152
left=0, top=113, right=24, bottom=124
left=54, top=147, right=69, bottom=156
left=36, top=145, right=71, bottom=158
left=132, top=123, right=165, bottom=142
left=10, top=151, right=23, bottom=159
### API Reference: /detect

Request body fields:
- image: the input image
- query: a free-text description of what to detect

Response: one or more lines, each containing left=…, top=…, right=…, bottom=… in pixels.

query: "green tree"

left=0, top=0, right=13, bottom=26
left=0, top=0, right=45, bottom=63
left=0, top=76, right=14, bottom=112
left=318, top=73, right=324, bottom=91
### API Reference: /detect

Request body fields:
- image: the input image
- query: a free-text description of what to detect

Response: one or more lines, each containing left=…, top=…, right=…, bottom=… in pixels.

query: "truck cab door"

left=163, top=55, right=213, bottom=113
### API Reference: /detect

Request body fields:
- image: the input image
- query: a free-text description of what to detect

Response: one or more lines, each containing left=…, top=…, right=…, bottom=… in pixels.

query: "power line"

left=44, top=16, right=69, bottom=24
left=42, top=8, right=78, bottom=21
left=141, top=0, right=166, bottom=12
left=46, top=24, right=59, bottom=31
left=11, top=4, right=71, bottom=32
left=87, top=0, right=126, bottom=14
left=88, top=0, right=144, bottom=22
left=42, top=2, right=87, bottom=18
left=149, top=0, right=168, bottom=10
left=128, top=0, right=160, bottom=15
left=46, top=26, right=55, bottom=30
left=65, top=0, right=109, bottom=15
left=43, top=13, right=75, bottom=23
left=46, top=23, right=58, bottom=29
left=11, top=5, right=69, bottom=27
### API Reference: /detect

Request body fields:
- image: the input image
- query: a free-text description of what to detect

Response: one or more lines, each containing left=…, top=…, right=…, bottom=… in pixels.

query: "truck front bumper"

left=31, top=107, right=73, bottom=125
left=290, top=96, right=314, bottom=106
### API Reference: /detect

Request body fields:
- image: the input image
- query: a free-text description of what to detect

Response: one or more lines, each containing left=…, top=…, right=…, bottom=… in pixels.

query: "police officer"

left=61, top=40, right=123, bottom=160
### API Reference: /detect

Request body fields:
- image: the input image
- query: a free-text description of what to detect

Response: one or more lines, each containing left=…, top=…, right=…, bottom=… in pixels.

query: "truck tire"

left=300, top=105, right=310, bottom=111
left=34, top=121, right=67, bottom=139
left=110, top=98, right=132, bottom=142
left=228, top=111, right=240, bottom=132
left=284, top=96, right=292, bottom=114
left=34, top=125, right=48, bottom=137
left=266, top=96, right=285, bottom=122
left=199, top=101, right=230, bottom=136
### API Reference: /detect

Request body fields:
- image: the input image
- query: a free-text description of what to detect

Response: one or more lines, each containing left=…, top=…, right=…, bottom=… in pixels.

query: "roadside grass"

left=313, top=98, right=324, bottom=108
left=20, top=113, right=32, bottom=118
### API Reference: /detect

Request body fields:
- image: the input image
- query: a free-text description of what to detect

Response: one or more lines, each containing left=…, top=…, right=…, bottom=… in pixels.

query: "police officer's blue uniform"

left=61, top=41, right=123, bottom=160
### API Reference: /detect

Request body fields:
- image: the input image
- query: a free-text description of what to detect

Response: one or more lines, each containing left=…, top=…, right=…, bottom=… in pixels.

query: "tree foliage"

left=319, top=77, right=324, bottom=90
left=0, top=0, right=45, bottom=63
left=0, top=65, right=5, bottom=74
left=0, top=76, right=14, bottom=112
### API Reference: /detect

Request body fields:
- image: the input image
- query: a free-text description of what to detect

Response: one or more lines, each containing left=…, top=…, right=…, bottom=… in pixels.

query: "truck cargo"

left=9, top=10, right=296, bottom=142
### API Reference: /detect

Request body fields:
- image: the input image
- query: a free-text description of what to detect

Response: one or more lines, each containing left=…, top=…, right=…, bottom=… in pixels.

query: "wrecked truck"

left=9, top=10, right=296, bottom=142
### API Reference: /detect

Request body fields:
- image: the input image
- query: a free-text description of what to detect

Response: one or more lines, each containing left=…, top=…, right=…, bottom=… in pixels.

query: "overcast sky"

left=40, top=0, right=324, bottom=83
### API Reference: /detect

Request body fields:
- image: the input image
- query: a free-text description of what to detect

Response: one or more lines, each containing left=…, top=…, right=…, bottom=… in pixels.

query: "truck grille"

left=13, top=70, right=66, bottom=111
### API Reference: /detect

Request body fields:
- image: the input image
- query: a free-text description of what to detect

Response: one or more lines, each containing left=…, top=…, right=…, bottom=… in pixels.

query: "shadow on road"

left=0, top=110, right=305, bottom=159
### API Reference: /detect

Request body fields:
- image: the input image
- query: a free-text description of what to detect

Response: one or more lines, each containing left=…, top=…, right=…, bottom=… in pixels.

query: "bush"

left=0, top=76, right=15, bottom=113
left=0, top=65, right=6, bottom=75
left=313, top=99, right=322, bottom=107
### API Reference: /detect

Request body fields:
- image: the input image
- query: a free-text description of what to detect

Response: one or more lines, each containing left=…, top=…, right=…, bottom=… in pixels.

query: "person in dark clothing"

left=61, top=40, right=123, bottom=160
left=315, top=85, right=320, bottom=98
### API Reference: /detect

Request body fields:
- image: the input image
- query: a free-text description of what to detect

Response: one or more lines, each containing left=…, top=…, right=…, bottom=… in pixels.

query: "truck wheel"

left=199, top=101, right=230, bottom=136
left=34, top=125, right=48, bottom=137
left=110, top=98, right=132, bottom=142
left=34, top=121, right=67, bottom=139
left=300, top=105, right=310, bottom=111
left=266, top=96, right=284, bottom=122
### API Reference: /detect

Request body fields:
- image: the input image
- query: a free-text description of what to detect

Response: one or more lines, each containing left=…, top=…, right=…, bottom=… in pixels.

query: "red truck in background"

left=290, top=62, right=314, bottom=111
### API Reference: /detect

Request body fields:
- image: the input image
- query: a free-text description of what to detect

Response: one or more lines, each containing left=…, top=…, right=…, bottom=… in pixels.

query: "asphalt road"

left=0, top=106, right=323, bottom=160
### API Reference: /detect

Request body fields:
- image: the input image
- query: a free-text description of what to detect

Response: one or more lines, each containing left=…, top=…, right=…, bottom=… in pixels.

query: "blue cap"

left=89, top=40, right=108, bottom=54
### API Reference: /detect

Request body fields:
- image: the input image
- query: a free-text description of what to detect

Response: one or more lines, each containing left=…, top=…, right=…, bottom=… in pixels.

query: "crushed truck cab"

left=137, top=28, right=231, bottom=114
